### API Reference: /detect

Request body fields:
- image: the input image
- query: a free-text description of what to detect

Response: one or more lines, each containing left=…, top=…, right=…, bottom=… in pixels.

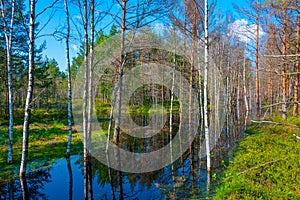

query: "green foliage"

left=0, top=108, right=68, bottom=126
left=214, top=119, right=300, bottom=199
left=71, top=24, right=119, bottom=80
left=31, top=109, right=68, bottom=124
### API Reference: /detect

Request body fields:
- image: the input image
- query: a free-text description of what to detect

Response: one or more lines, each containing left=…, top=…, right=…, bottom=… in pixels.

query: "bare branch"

left=19, top=10, right=30, bottom=38
left=36, top=9, right=57, bottom=37
left=35, top=0, right=59, bottom=19
left=222, top=157, right=288, bottom=183
left=29, top=88, right=47, bottom=107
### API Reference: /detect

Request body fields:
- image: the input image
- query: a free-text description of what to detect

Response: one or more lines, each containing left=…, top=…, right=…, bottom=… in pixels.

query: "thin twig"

left=222, top=158, right=287, bottom=182
left=28, top=88, right=47, bottom=107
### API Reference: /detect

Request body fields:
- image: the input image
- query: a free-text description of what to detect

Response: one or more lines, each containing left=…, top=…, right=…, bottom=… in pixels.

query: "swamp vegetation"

left=1, top=107, right=299, bottom=199
left=214, top=116, right=300, bottom=199
left=1, top=0, right=300, bottom=199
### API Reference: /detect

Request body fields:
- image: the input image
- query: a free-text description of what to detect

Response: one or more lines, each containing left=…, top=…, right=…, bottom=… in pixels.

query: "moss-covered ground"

left=214, top=116, right=300, bottom=199
left=0, top=109, right=83, bottom=182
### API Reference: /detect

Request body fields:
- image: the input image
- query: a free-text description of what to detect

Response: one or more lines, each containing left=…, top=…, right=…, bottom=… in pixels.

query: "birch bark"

left=20, top=0, right=35, bottom=177
left=0, top=0, right=15, bottom=164
left=204, top=0, right=211, bottom=173
left=64, top=0, right=73, bottom=158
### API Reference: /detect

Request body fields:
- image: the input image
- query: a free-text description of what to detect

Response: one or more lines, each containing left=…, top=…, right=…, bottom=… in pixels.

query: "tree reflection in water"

left=0, top=147, right=227, bottom=199
left=0, top=110, right=239, bottom=199
left=66, top=158, right=73, bottom=200
left=1, top=168, right=51, bottom=199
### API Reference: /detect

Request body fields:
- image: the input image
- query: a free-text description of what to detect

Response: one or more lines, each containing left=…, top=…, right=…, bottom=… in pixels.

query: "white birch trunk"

left=226, top=50, right=231, bottom=148
left=169, top=62, right=175, bottom=177
left=64, top=0, right=72, bottom=158
left=20, top=0, right=35, bottom=177
left=113, top=0, right=127, bottom=144
left=83, top=0, right=89, bottom=157
left=282, top=6, right=288, bottom=120
left=197, top=39, right=203, bottom=164
left=255, top=0, right=260, bottom=117
left=87, top=0, right=94, bottom=154
left=169, top=31, right=176, bottom=174
left=20, top=176, right=29, bottom=199
left=1, top=0, right=15, bottom=164
left=243, top=51, right=249, bottom=129
left=106, top=80, right=119, bottom=150
left=204, top=0, right=211, bottom=173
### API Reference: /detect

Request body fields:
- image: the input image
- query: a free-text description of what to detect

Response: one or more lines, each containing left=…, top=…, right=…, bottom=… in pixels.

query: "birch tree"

left=113, top=0, right=126, bottom=144
left=65, top=0, right=73, bottom=158
left=82, top=0, right=89, bottom=157
left=243, top=50, right=249, bottom=128
left=204, top=0, right=210, bottom=173
left=19, top=0, right=35, bottom=177
left=87, top=0, right=95, bottom=156
left=71, top=0, right=103, bottom=158
left=0, top=0, right=15, bottom=164
left=19, top=0, right=59, bottom=177
left=255, top=0, right=260, bottom=117
left=281, top=2, right=288, bottom=120
left=111, top=0, right=173, bottom=144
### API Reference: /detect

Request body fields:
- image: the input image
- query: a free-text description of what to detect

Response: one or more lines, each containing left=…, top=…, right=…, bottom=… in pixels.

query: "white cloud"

left=71, top=44, right=78, bottom=51
left=228, top=19, right=265, bottom=43
left=73, top=15, right=82, bottom=20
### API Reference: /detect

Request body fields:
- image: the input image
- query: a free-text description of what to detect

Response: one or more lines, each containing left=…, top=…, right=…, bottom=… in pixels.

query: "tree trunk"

left=88, top=158, right=93, bottom=200
left=204, top=0, right=210, bottom=173
left=282, top=5, right=288, bottom=120
left=226, top=51, right=230, bottom=148
left=180, top=13, right=187, bottom=174
left=20, top=176, right=29, bottom=199
left=293, top=10, right=300, bottom=117
left=255, top=0, right=260, bottom=117
left=20, top=0, right=35, bottom=177
left=65, top=0, right=73, bottom=158
left=83, top=0, right=89, bottom=157
left=87, top=0, right=94, bottom=155
left=84, top=157, right=88, bottom=199
left=197, top=38, right=204, bottom=166
left=237, top=62, right=240, bottom=131
left=66, top=158, right=73, bottom=200
left=113, top=0, right=127, bottom=144
left=243, top=51, right=249, bottom=128
left=0, top=0, right=15, bottom=164
left=117, top=170, right=124, bottom=200
left=188, top=28, right=195, bottom=182
left=169, top=32, right=176, bottom=179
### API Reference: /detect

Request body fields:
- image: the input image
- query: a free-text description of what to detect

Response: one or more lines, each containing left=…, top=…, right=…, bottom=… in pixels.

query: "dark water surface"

left=1, top=150, right=226, bottom=200
left=1, top=112, right=237, bottom=199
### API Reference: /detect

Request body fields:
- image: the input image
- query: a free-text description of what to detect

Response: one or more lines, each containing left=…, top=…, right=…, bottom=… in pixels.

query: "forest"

left=0, top=0, right=300, bottom=199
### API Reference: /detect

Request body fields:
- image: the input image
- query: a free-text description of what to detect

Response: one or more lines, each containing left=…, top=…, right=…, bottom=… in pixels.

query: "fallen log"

left=251, top=120, right=300, bottom=128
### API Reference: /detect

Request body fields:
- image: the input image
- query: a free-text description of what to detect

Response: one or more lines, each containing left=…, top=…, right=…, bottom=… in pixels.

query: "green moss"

left=214, top=118, right=300, bottom=199
left=0, top=108, right=68, bottom=126
left=0, top=123, right=83, bottom=181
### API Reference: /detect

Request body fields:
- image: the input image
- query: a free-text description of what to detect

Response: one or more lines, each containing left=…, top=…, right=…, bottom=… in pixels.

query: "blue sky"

left=35, top=0, right=247, bottom=72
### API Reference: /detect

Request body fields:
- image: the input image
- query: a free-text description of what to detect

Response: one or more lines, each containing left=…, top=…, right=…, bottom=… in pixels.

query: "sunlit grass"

left=0, top=108, right=83, bottom=182
left=214, top=117, right=300, bottom=199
